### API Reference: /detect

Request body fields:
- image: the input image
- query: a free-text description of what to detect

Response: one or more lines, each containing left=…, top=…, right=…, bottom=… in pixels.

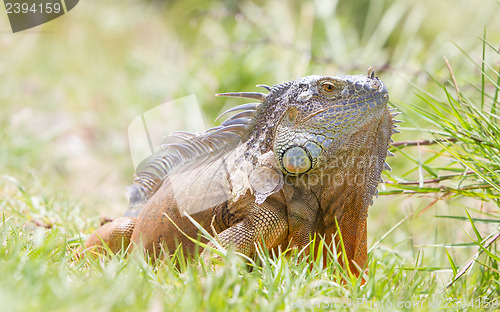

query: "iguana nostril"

left=282, top=146, right=312, bottom=174
left=370, top=79, right=382, bottom=90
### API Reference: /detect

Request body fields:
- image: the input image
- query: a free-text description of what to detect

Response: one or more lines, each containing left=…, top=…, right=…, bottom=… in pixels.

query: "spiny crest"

left=127, top=83, right=294, bottom=215
left=383, top=106, right=403, bottom=168
left=240, top=80, right=298, bottom=156
left=268, top=80, right=295, bottom=93
left=370, top=62, right=400, bottom=202
left=373, top=104, right=402, bottom=206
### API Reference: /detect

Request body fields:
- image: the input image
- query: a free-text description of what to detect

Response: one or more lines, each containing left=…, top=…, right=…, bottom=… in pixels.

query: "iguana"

left=85, top=68, right=399, bottom=274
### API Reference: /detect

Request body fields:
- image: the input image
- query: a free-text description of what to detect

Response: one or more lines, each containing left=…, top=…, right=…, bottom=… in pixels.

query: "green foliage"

left=383, top=34, right=500, bottom=297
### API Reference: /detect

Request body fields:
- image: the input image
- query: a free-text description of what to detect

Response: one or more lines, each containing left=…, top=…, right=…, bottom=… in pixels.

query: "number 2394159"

left=5, top=2, right=62, bottom=14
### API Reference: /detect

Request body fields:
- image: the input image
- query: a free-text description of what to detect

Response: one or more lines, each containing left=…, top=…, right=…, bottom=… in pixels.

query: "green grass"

left=1, top=0, right=500, bottom=311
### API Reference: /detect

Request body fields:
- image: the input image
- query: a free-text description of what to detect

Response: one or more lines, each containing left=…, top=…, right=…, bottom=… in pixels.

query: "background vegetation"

left=1, top=0, right=499, bottom=310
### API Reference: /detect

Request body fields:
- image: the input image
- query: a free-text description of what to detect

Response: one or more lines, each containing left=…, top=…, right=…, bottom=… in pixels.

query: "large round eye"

left=321, top=82, right=336, bottom=92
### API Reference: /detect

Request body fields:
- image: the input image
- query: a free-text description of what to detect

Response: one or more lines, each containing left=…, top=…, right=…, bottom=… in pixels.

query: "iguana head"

left=272, top=70, right=390, bottom=175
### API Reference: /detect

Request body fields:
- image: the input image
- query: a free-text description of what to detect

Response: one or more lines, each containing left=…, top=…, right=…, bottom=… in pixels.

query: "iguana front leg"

left=84, top=217, right=136, bottom=254
left=207, top=198, right=288, bottom=257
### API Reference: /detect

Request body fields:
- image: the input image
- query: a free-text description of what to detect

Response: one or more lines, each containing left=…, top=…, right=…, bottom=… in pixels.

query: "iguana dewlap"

left=85, top=69, right=398, bottom=274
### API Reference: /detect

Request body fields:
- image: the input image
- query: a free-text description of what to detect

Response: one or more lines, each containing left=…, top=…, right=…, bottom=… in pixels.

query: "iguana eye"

left=321, top=82, right=336, bottom=92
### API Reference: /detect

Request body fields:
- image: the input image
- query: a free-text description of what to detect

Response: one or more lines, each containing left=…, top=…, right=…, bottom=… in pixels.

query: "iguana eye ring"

left=321, top=82, right=336, bottom=92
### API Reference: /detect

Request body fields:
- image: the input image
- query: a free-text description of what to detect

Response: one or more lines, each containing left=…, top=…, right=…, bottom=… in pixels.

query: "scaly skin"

left=85, top=69, right=398, bottom=275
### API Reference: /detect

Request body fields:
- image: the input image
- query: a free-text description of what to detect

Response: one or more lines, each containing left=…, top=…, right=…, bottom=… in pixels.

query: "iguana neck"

left=282, top=112, right=392, bottom=217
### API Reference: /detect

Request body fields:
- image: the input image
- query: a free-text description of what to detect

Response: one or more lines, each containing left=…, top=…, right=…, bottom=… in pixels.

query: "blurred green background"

left=1, top=0, right=500, bottom=294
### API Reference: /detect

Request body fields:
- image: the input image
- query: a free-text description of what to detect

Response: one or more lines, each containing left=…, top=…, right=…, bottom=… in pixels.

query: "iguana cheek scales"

left=85, top=69, right=399, bottom=278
